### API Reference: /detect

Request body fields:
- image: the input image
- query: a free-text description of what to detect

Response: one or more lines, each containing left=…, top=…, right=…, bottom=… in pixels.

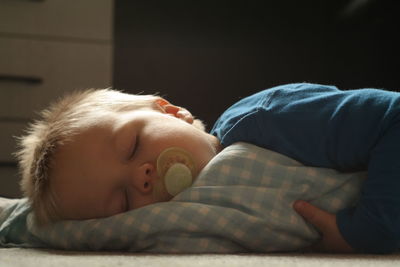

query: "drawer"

left=0, top=121, right=26, bottom=162
left=0, top=36, right=113, bottom=119
left=0, top=165, right=22, bottom=198
left=0, top=0, right=113, bottom=41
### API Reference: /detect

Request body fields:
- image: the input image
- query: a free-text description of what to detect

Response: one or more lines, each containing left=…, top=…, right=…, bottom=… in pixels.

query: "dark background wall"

left=114, top=0, right=400, bottom=130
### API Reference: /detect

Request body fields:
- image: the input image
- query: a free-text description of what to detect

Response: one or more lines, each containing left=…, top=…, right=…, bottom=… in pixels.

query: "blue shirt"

left=210, top=83, right=400, bottom=253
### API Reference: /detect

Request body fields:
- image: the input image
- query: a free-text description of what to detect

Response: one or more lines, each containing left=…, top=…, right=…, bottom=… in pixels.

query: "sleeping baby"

left=15, top=83, right=400, bottom=253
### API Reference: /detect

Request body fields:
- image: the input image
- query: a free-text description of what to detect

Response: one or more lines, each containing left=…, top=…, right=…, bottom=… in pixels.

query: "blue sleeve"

left=210, top=83, right=400, bottom=253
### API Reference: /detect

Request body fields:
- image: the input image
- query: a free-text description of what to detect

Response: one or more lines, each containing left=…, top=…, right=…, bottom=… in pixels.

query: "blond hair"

left=16, top=88, right=166, bottom=225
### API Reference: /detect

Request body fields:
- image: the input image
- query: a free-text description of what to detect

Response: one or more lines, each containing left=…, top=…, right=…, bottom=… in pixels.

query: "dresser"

left=0, top=0, right=114, bottom=197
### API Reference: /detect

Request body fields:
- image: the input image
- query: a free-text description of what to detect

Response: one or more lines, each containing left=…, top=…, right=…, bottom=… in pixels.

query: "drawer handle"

left=0, top=74, right=43, bottom=85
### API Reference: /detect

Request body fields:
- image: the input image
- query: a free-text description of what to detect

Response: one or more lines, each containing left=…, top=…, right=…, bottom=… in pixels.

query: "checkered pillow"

left=2, top=143, right=365, bottom=252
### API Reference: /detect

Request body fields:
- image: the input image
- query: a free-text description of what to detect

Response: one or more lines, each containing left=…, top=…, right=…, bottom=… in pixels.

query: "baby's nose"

left=134, top=163, right=156, bottom=193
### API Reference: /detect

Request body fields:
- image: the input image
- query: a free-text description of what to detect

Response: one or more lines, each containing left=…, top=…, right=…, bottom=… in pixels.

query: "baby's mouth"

left=153, top=147, right=196, bottom=199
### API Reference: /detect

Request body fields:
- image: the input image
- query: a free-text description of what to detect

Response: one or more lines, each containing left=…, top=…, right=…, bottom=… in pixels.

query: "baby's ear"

left=155, top=98, right=194, bottom=124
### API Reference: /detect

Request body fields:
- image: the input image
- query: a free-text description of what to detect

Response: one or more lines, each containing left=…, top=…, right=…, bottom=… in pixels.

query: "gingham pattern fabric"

left=1, top=142, right=365, bottom=253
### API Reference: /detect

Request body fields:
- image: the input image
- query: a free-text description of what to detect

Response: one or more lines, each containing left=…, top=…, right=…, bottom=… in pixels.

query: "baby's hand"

left=293, top=201, right=354, bottom=253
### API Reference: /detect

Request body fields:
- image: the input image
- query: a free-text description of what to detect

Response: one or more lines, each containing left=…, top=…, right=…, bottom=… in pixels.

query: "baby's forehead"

left=108, top=107, right=161, bottom=129
left=72, top=107, right=161, bottom=144
left=78, top=110, right=133, bottom=132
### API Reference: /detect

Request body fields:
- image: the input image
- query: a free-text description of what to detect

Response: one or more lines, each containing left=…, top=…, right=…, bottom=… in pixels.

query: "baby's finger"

left=293, top=200, right=333, bottom=233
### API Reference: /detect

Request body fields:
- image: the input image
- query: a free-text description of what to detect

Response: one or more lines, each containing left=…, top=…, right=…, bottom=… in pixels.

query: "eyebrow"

left=111, top=125, right=120, bottom=154
left=96, top=128, right=125, bottom=218
left=113, top=122, right=136, bottom=161
left=107, top=121, right=137, bottom=215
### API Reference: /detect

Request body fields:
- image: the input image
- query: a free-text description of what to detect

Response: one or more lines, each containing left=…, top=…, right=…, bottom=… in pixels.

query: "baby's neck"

left=210, top=135, right=223, bottom=155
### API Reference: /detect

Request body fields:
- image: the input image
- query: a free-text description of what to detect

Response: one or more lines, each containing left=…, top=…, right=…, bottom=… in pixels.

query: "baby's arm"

left=335, top=119, right=400, bottom=253
left=294, top=201, right=354, bottom=253
left=212, top=83, right=400, bottom=253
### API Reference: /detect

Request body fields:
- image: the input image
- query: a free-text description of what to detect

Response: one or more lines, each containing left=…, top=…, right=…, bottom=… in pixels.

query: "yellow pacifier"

left=153, top=147, right=196, bottom=198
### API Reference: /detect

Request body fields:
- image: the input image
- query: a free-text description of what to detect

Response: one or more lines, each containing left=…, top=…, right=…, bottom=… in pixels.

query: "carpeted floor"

left=1, top=248, right=399, bottom=267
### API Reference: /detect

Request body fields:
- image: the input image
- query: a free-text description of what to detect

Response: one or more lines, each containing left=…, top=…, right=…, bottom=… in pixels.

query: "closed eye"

left=129, top=135, right=139, bottom=159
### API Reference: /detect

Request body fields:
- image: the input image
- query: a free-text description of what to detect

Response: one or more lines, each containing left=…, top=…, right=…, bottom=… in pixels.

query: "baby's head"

left=16, top=89, right=220, bottom=225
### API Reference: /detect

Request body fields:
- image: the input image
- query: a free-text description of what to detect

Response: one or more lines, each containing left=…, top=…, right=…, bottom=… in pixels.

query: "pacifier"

left=153, top=147, right=196, bottom=198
